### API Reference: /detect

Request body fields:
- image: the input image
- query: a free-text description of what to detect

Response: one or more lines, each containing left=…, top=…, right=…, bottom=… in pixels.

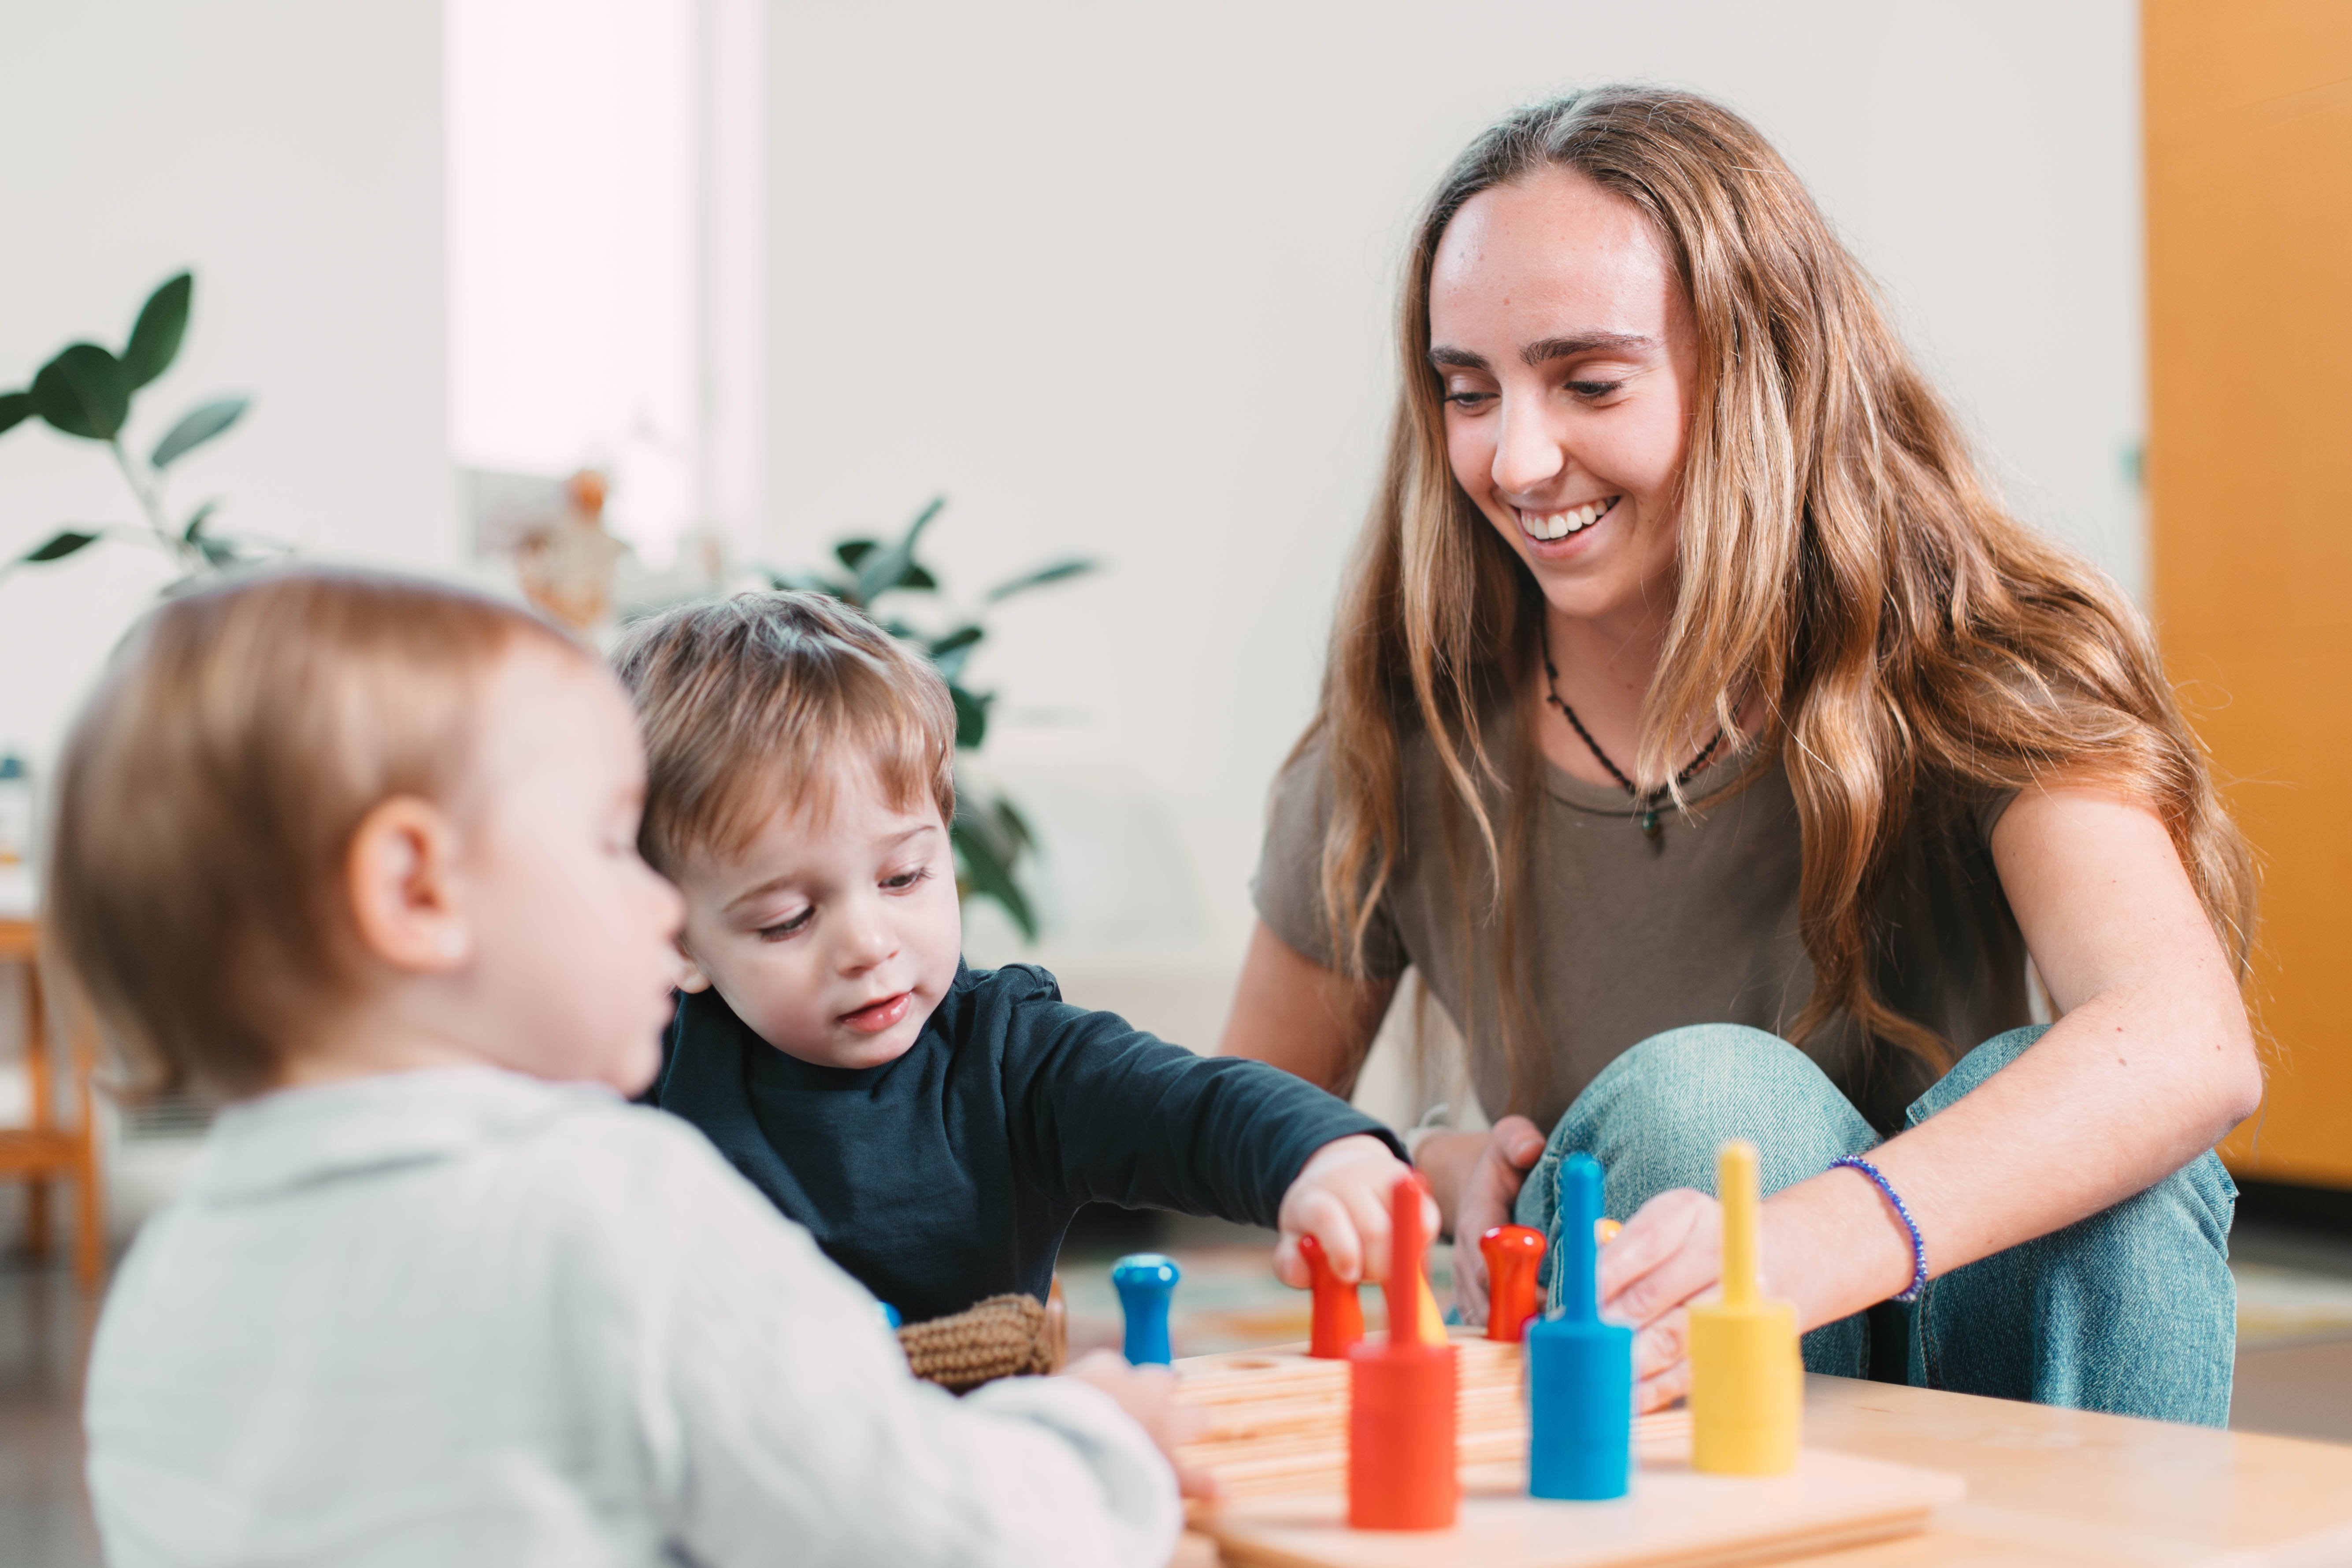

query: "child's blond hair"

left=46, top=569, right=582, bottom=1097
left=611, top=591, right=956, bottom=876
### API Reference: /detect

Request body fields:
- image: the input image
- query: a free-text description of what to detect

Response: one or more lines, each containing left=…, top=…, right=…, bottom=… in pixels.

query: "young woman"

left=1222, top=86, right=2260, bottom=1426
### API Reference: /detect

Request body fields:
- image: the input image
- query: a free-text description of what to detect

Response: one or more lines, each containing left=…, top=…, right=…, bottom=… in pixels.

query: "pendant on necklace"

left=1639, top=808, right=1661, bottom=839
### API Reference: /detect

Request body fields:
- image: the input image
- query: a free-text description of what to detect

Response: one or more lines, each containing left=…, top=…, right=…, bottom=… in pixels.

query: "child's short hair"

left=611, top=591, right=956, bottom=876
left=46, top=568, right=583, bottom=1098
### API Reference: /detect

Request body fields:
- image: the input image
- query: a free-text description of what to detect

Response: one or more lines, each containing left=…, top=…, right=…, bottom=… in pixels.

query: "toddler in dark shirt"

left=614, top=591, right=1422, bottom=1327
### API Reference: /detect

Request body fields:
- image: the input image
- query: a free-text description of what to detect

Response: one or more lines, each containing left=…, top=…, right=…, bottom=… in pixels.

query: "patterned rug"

left=2233, top=1261, right=2352, bottom=1348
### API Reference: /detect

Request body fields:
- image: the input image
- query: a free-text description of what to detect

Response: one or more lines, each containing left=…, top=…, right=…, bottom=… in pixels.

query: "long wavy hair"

left=1303, top=86, right=2256, bottom=1106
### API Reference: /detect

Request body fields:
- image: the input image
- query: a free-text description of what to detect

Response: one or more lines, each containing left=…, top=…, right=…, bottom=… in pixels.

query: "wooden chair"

left=0, top=918, right=106, bottom=1289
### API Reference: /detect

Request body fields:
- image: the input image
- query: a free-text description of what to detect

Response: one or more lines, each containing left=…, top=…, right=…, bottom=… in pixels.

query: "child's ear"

left=347, top=796, right=470, bottom=973
left=674, top=938, right=713, bottom=994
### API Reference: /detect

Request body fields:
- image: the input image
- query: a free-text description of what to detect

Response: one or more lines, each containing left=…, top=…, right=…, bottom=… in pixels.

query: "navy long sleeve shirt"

left=651, top=960, right=1400, bottom=1324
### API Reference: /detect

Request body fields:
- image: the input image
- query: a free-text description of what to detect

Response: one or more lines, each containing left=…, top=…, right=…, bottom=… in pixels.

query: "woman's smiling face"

left=1427, top=166, right=1699, bottom=633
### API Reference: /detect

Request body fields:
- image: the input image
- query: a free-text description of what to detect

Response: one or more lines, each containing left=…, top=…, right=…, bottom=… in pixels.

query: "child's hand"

left=1272, top=1133, right=1434, bottom=1290
left=1061, top=1350, right=1215, bottom=1499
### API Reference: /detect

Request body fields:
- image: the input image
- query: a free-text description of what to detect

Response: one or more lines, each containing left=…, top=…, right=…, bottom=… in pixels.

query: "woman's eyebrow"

left=1521, top=331, right=1656, bottom=366
left=1426, top=333, right=1658, bottom=373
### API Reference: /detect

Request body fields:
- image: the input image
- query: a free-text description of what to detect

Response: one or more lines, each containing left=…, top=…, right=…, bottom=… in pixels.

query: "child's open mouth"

left=839, top=991, right=913, bottom=1034
left=1517, top=495, right=1620, bottom=543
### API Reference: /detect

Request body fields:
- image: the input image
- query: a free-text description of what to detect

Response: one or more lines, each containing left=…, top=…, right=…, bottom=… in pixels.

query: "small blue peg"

left=877, top=1301, right=902, bottom=1331
left=1111, top=1253, right=1180, bottom=1365
left=1527, top=1153, right=1633, bottom=1500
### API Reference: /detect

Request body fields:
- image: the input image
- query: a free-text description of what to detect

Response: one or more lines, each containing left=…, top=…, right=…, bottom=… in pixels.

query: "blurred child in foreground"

left=57, top=569, right=1189, bottom=1568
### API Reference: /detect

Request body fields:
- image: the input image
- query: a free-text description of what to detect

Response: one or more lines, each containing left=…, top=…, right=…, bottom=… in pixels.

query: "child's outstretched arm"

left=627, top=1119, right=1183, bottom=1568
left=1003, top=971, right=1409, bottom=1255
left=1271, top=1132, right=1435, bottom=1289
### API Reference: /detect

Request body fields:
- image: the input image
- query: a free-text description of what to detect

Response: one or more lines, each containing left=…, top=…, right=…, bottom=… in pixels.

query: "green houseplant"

left=765, top=497, right=1093, bottom=940
left=0, top=272, right=272, bottom=586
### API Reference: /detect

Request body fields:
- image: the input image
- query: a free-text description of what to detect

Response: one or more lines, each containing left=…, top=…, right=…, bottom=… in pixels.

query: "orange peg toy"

left=1347, top=1171, right=1458, bottom=1531
left=1299, top=1233, right=1365, bottom=1360
left=1480, top=1224, right=1548, bottom=1342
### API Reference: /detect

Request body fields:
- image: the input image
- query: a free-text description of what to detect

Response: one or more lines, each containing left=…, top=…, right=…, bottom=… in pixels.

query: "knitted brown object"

left=898, top=1293, right=1061, bottom=1393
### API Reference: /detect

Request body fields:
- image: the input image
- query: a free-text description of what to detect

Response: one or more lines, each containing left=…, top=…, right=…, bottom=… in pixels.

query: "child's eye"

left=757, top=908, right=814, bottom=941
left=880, top=866, right=933, bottom=893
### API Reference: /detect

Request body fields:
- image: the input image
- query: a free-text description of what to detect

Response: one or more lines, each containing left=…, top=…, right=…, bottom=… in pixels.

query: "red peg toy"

left=1347, top=1171, right=1458, bottom=1531
left=1481, top=1224, right=1548, bottom=1343
left=1299, top=1233, right=1365, bottom=1360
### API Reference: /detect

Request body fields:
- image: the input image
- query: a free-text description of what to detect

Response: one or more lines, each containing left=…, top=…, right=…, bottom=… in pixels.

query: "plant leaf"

left=122, top=272, right=193, bottom=389
left=950, top=683, right=991, bottom=749
left=0, top=391, right=32, bottom=437
left=183, top=500, right=220, bottom=541
left=30, top=344, right=130, bottom=440
left=150, top=396, right=248, bottom=468
left=930, top=624, right=984, bottom=681
left=851, top=495, right=946, bottom=607
left=993, top=797, right=1035, bottom=857
left=952, top=808, right=1036, bottom=940
left=930, top=625, right=984, bottom=656
left=764, top=567, right=848, bottom=597
left=24, top=529, right=100, bottom=563
left=984, top=556, right=1096, bottom=603
left=830, top=542, right=931, bottom=589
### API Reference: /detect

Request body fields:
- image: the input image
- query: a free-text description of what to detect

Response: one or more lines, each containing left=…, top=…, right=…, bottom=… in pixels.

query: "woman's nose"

left=1491, top=393, right=1566, bottom=498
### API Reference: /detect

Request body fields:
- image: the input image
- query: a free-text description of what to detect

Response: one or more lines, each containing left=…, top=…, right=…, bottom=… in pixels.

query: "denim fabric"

left=1511, top=1023, right=2237, bottom=1427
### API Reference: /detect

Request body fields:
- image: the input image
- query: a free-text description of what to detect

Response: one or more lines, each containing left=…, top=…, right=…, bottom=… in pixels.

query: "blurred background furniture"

left=0, top=919, right=105, bottom=1290
left=2147, top=0, right=2352, bottom=1218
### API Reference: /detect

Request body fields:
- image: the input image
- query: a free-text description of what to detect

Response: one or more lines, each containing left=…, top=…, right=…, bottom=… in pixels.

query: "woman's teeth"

left=1524, top=498, right=1616, bottom=541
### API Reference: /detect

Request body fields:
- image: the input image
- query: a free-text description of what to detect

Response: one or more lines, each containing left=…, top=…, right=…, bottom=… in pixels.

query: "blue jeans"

left=1511, top=1025, right=2237, bottom=1427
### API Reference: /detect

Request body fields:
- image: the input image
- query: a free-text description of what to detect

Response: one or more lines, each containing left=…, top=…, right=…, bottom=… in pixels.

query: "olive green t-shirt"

left=1253, top=703, right=2030, bottom=1135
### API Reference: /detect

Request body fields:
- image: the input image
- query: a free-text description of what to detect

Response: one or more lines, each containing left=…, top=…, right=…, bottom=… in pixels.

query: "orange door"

left=2145, top=1, right=2352, bottom=1187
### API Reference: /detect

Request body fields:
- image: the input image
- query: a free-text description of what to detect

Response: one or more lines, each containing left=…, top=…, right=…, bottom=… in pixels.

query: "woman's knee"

left=1907, top=1024, right=2050, bottom=1126
left=1554, top=1024, right=1876, bottom=1215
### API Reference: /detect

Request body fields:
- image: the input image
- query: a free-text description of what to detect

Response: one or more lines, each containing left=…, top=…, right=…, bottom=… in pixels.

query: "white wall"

left=764, top=1, right=2145, bottom=1012
left=0, top=3, right=453, bottom=786
left=0, top=0, right=2145, bottom=1063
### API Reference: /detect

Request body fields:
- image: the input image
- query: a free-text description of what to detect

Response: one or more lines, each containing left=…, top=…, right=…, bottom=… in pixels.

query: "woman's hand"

left=1600, top=1170, right=1916, bottom=1411
left=1273, top=1133, right=1434, bottom=1288
left=1595, top=1188, right=1720, bottom=1410
left=1061, top=1350, right=1215, bottom=1499
left=1442, top=1116, right=1548, bottom=1324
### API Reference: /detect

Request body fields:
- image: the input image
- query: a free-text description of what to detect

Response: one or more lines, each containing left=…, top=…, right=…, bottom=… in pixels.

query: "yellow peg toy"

left=1690, top=1139, right=1800, bottom=1475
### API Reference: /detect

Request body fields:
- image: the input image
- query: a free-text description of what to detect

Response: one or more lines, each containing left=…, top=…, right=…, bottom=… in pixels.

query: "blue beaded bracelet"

left=1829, top=1155, right=1927, bottom=1305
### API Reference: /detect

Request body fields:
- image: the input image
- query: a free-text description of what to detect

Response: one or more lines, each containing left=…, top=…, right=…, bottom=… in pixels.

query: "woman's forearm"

left=1843, top=982, right=2247, bottom=1263
left=1764, top=788, right=2261, bottom=1331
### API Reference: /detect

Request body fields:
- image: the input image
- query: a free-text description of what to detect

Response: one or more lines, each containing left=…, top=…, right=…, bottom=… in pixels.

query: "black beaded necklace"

left=1540, top=634, right=1725, bottom=840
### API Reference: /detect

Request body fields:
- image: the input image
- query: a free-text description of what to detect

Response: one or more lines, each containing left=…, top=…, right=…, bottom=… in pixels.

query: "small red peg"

left=1299, top=1233, right=1365, bottom=1359
left=1481, top=1224, right=1548, bottom=1342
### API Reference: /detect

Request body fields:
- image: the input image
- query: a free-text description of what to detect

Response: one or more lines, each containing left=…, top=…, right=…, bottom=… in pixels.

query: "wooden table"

left=1177, top=1373, right=2352, bottom=1567
left=1792, top=1374, right=2352, bottom=1565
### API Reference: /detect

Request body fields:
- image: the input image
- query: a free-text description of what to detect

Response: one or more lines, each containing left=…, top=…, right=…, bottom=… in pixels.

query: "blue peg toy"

left=1526, top=1153, right=1634, bottom=1500
left=1112, top=1253, right=1180, bottom=1365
